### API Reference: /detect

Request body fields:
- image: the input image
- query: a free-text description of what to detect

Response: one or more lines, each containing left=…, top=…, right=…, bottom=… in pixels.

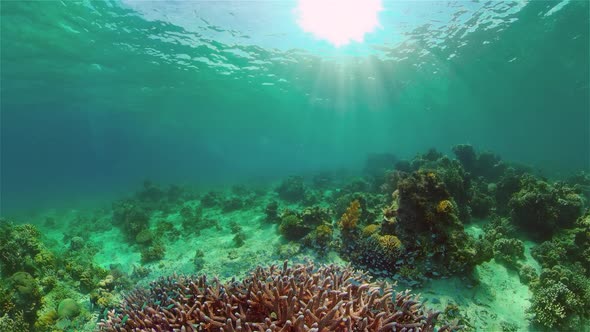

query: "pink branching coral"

left=99, top=261, right=451, bottom=331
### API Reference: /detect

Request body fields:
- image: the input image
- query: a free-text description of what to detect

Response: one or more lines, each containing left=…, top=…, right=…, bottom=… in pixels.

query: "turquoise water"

left=0, top=1, right=589, bottom=331
left=2, top=0, right=588, bottom=213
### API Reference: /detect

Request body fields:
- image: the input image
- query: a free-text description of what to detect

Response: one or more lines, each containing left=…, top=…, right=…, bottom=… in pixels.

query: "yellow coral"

left=436, top=200, right=454, bottom=214
left=97, top=292, right=114, bottom=308
left=315, top=224, right=333, bottom=237
left=35, top=309, right=58, bottom=329
left=376, top=234, right=402, bottom=252
left=339, top=200, right=361, bottom=230
left=362, top=224, right=380, bottom=237
left=34, top=250, right=56, bottom=268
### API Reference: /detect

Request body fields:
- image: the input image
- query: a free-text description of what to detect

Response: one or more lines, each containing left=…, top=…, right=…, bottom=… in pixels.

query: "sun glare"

left=295, top=0, right=382, bottom=47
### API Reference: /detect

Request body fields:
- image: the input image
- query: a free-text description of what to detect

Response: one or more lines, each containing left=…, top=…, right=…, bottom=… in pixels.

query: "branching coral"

left=339, top=199, right=361, bottom=231
left=99, top=261, right=451, bottom=331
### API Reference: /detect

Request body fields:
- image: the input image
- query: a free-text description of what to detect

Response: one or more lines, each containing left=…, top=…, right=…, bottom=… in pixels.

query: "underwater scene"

left=1, top=0, right=589, bottom=331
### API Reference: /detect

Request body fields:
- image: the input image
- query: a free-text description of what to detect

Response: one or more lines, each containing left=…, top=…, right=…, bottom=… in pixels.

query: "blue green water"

left=2, top=0, right=588, bottom=214
left=0, top=2, right=589, bottom=331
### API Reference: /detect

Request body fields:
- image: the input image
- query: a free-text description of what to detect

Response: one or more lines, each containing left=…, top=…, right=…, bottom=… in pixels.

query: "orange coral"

left=436, top=200, right=454, bottom=214
left=339, top=200, right=361, bottom=230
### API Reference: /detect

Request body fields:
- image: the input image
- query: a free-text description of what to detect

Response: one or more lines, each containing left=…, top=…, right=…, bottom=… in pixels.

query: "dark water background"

left=1, top=0, right=588, bottom=214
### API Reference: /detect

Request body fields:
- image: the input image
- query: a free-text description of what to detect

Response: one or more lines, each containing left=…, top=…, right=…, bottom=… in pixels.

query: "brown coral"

left=99, top=262, right=449, bottom=332
left=339, top=199, right=361, bottom=231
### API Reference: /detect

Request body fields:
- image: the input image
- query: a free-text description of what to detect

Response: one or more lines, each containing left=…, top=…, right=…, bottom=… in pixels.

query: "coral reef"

left=0, top=221, right=45, bottom=276
left=99, top=262, right=451, bottom=331
left=0, top=312, right=28, bottom=331
left=528, top=212, right=590, bottom=329
left=301, top=223, right=334, bottom=252
left=338, top=199, right=361, bottom=232
left=492, top=238, right=525, bottom=268
left=278, top=206, right=331, bottom=241
left=111, top=200, right=150, bottom=243
left=3, top=145, right=590, bottom=331
left=276, top=176, right=307, bottom=202
left=57, top=298, right=81, bottom=319
left=528, top=265, right=590, bottom=329
left=509, top=177, right=584, bottom=239
left=332, top=192, right=384, bottom=226
left=452, top=144, right=506, bottom=181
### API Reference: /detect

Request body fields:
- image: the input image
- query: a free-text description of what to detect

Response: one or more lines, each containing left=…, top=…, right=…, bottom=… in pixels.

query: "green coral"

left=0, top=221, right=44, bottom=277
left=111, top=200, right=150, bottom=243
left=0, top=312, right=28, bottom=331
left=278, top=213, right=308, bottom=241
left=509, top=177, right=584, bottom=239
left=493, top=238, right=525, bottom=268
left=518, top=265, right=538, bottom=285
left=529, top=261, right=590, bottom=329
left=57, top=298, right=80, bottom=319
left=140, top=242, right=166, bottom=263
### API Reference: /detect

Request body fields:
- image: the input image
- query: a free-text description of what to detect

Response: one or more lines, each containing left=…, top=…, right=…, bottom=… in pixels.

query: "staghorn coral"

left=99, top=261, right=451, bottom=332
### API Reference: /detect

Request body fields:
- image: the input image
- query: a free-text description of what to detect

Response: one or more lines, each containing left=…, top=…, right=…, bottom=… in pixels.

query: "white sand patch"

left=93, top=228, right=141, bottom=273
